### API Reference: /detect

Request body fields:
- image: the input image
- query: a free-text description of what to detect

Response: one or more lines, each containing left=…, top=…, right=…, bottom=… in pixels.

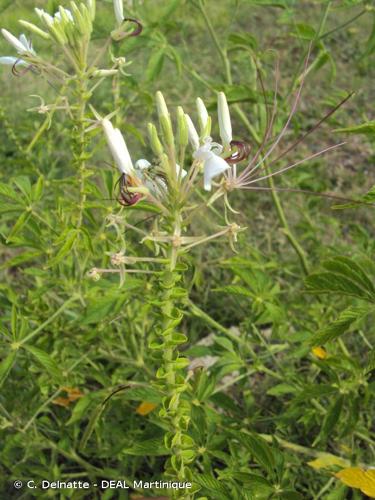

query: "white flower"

left=102, top=119, right=134, bottom=175
left=113, top=0, right=124, bottom=26
left=194, top=138, right=229, bottom=191
left=217, top=92, right=232, bottom=148
left=1, top=29, right=35, bottom=55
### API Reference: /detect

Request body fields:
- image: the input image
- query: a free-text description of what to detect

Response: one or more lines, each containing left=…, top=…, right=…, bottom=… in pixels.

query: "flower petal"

left=1, top=29, right=27, bottom=54
left=0, top=56, right=26, bottom=66
left=185, top=113, right=200, bottom=151
left=135, top=159, right=151, bottom=170
left=113, top=0, right=124, bottom=26
left=102, top=119, right=134, bottom=175
left=203, top=154, right=229, bottom=191
left=218, top=91, right=232, bottom=148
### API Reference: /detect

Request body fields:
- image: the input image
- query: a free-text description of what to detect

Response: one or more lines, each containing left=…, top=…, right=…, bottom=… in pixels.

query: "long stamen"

left=241, top=142, right=346, bottom=186
left=239, top=185, right=375, bottom=207
left=264, top=92, right=354, bottom=169
left=237, top=56, right=280, bottom=182
left=240, top=45, right=312, bottom=182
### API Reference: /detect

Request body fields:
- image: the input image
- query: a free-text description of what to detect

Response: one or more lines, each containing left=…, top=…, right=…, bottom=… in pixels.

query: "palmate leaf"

left=193, top=474, right=230, bottom=498
left=0, top=350, right=17, bottom=389
left=310, top=305, right=372, bottom=346
left=305, top=256, right=375, bottom=302
left=122, top=437, right=168, bottom=456
left=239, top=432, right=276, bottom=476
left=365, top=349, right=375, bottom=374
left=322, top=257, right=375, bottom=296
left=24, top=345, right=63, bottom=383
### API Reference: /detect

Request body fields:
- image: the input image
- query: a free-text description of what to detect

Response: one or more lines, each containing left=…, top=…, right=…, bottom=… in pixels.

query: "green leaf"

left=292, top=23, right=316, bottom=40
left=6, top=211, right=32, bottom=241
left=241, top=433, right=276, bottom=475
left=66, top=394, right=95, bottom=425
left=47, top=231, right=77, bottom=267
left=24, top=345, right=62, bottom=382
left=0, top=351, right=17, bottom=388
left=305, top=272, right=374, bottom=301
left=334, top=121, right=375, bottom=136
left=32, top=176, right=44, bottom=202
left=310, top=306, right=371, bottom=346
left=228, top=32, right=257, bottom=50
left=214, top=285, right=253, bottom=297
left=267, top=383, right=296, bottom=396
left=0, top=182, right=20, bottom=201
left=122, top=437, right=168, bottom=456
left=322, top=257, right=375, bottom=296
left=121, top=386, right=162, bottom=403
left=13, top=176, right=32, bottom=200
left=146, top=49, right=165, bottom=82
left=193, top=474, right=229, bottom=498
left=320, top=395, right=344, bottom=439
left=365, top=349, right=375, bottom=374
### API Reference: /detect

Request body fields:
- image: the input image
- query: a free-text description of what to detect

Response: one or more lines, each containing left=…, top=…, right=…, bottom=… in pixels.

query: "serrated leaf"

left=310, top=306, right=371, bottom=346
left=241, top=433, right=276, bottom=475
left=7, top=211, right=31, bottom=241
left=122, top=437, right=168, bottom=456
left=228, top=32, right=257, bottom=50
left=146, top=49, right=165, bottom=82
left=267, top=383, right=296, bottom=396
left=320, top=395, right=344, bottom=439
left=47, top=231, right=77, bottom=267
left=25, top=345, right=62, bottom=382
left=322, top=257, right=375, bottom=297
left=0, top=182, right=20, bottom=201
left=214, top=285, right=253, bottom=297
left=365, top=349, right=375, bottom=374
left=305, top=272, right=373, bottom=301
left=0, top=351, right=17, bottom=388
left=193, top=474, right=229, bottom=498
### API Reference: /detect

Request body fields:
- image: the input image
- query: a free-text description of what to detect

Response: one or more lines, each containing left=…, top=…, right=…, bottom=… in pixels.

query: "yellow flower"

left=312, top=346, right=327, bottom=359
left=136, top=401, right=157, bottom=416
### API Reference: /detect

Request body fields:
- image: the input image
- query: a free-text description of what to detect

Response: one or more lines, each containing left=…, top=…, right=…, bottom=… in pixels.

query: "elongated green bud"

left=18, top=20, right=50, bottom=40
left=177, top=106, right=188, bottom=148
left=148, top=123, right=164, bottom=157
left=156, top=91, right=174, bottom=148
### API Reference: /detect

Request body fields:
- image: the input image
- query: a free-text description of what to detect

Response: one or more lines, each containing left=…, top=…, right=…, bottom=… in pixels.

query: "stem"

left=154, top=211, right=194, bottom=499
left=75, top=74, right=89, bottom=230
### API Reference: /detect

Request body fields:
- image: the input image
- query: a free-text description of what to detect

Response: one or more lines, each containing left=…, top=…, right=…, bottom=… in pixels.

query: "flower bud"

left=18, top=20, right=50, bottom=40
left=92, top=69, right=118, bottom=77
left=177, top=106, right=188, bottom=148
left=156, top=91, right=174, bottom=148
left=185, top=114, right=199, bottom=151
left=196, top=97, right=211, bottom=137
left=218, top=91, right=232, bottom=149
left=148, top=123, right=164, bottom=157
